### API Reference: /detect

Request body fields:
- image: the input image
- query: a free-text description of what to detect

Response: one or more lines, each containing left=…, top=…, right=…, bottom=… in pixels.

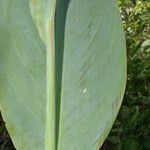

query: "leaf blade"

left=0, top=0, right=46, bottom=149
left=58, top=0, right=126, bottom=149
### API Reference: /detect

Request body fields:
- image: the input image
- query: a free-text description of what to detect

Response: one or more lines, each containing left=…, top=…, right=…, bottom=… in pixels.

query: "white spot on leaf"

left=82, top=88, right=87, bottom=93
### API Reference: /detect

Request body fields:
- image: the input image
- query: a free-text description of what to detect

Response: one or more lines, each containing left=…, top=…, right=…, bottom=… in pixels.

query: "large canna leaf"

left=0, top=0, right=126, bottom=150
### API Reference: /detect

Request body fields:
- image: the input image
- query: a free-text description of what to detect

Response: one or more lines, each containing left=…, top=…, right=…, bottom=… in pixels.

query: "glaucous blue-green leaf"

left=0, top=0, right=126, bottom=150
left=0, top=0, right=46, bottom=149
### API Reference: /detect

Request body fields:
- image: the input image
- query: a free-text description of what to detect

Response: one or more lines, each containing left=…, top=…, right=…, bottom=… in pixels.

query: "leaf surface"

left=0, top=0, right=126, bottom=150
left=58, top=0, right=126, bottom=149
left=0, top=0, right=46, bottom=149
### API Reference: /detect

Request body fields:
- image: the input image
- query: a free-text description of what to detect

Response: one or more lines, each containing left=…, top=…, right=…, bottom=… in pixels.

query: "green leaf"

left=0, top=0, right=46, bottom=149
left=0, top=0, right=126, bottom=150
left=142, top=40, right=150, bottom=47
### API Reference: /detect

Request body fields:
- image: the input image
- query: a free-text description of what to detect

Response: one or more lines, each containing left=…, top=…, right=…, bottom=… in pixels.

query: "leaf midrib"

left=45, top=0, right=70, bottom=150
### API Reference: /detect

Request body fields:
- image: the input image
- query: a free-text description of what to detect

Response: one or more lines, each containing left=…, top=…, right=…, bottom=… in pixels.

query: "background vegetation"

left=102, top=0, right=150, bottom=149
left=0, top=0, right=149, bottom=149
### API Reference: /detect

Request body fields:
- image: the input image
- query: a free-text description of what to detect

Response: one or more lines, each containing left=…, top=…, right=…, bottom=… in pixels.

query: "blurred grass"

left=0, top=0, right=150, bottom=150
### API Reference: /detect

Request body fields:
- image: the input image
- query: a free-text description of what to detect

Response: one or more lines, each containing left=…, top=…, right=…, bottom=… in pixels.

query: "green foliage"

left=0, top=0, right=149, bottom=150
left=101, top=0, right=150, bottom=150
left=0, top=0, right=126, bottom=150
